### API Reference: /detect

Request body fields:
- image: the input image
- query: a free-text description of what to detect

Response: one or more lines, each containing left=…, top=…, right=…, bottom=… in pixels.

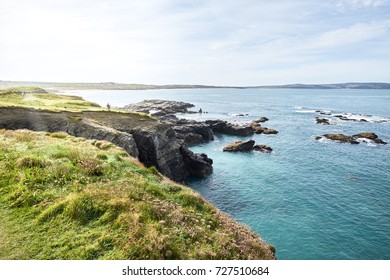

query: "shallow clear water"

left=66, top=88, right=390, bottom=259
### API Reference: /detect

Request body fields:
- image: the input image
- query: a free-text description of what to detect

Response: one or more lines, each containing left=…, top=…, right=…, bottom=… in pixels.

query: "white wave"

left=316, top=136, right=332, bottom=143
left=295, top=109, right=317, bottom=113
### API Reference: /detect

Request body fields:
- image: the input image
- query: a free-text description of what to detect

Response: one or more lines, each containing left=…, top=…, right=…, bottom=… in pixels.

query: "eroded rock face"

left=180, top=146, right=213, bottom=177
left=0, top=108, right=213, bottom=182
left=223, top=140, right=255, bottom=152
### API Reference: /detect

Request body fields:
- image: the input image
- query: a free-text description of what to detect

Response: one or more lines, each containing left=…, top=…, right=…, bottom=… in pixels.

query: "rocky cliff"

left=0, top=107, right=212, bottom=182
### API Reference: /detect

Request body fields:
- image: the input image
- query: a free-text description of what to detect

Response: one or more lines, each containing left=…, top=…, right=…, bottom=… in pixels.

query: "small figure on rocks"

left=107, top=103, right=111, bottom=111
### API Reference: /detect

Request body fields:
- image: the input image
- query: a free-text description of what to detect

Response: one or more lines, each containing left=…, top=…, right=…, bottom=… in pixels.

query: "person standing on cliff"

left=107, top=103, right=111, bottom=111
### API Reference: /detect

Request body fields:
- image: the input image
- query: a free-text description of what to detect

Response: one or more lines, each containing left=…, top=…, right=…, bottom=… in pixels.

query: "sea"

left=64, top=88, right=390, bottom=260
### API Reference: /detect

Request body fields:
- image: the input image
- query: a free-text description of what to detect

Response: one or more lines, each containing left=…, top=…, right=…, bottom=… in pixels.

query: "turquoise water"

left=67, top=88, right=390, bottom=260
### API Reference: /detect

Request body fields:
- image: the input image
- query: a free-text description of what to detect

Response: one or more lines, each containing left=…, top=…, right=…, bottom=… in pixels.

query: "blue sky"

left=0, top=0, right=389, bottom=85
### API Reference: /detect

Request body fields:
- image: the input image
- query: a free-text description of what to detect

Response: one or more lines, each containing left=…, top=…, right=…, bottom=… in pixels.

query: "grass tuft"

left=50, top=132, right=68, bottom=139
left=16, top=156, right=50, bottom=169
left=65, top=193, right=106, bottom=225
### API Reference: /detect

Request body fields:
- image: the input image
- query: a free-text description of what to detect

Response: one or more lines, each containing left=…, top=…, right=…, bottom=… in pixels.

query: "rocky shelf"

left=316, top=132, right=387, bottom=145
left=122, top=99, right=278, bottom=147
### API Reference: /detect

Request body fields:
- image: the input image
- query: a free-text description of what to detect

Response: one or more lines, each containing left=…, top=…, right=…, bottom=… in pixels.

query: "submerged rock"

left=223, top=140, right=255, bottom=152
left=316, top=118, right=330, bottom=125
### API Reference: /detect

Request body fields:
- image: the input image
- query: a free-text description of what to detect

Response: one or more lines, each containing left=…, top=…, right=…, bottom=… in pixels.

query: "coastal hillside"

left=0, top=129, right=274, bottom=259
left=0, top=87, right=275, bottom=259
left=2, top=80, right=389, bottom=90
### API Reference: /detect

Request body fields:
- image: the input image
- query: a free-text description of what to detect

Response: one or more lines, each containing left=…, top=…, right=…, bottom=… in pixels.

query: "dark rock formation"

left=352, top=132, right=387, bottom=144
left=323, top=134, right=359, bottom=144
left=352, top=132, right=378, bottom=140
left=223, top=140, right=273, bottom=153
left=180, top=146, right=213, bottom=177
left=223, top=140, right=255, bottom=152
left=206, top=120, right=254, bottom=136
left=0, top=107, right=213, bottom=182
left=253, top=144, right=273, bottom=153
left=316, top=117, right=330, bottom=125
left=316, top=132, right=387, bottom=145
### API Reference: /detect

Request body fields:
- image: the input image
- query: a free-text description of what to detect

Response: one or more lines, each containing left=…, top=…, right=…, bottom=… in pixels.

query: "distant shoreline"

left=1, top=80, right=390, bottom=90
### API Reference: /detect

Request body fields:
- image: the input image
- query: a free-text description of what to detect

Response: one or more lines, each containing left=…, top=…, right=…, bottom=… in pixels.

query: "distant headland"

left=1, top=80, right=390, bottom=90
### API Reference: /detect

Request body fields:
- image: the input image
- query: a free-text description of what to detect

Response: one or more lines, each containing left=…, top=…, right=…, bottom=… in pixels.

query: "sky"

left=0, top=0, right=390, bottom=86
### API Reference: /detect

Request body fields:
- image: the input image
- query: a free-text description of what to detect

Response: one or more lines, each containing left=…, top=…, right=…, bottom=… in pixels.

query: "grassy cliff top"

left=0, top=87, right=155, bottom=122
left=0, top=86, right=102, bottom=111
left=0, top=129, right=274, bottom=259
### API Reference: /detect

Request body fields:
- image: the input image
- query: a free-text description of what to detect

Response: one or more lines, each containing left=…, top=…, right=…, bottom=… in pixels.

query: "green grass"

left=0, top=87, right=101, bottom=111
left=0, top=129, right=274, bottom=260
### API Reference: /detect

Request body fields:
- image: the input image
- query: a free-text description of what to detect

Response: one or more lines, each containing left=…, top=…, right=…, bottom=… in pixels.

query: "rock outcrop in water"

left=253, top=117, right=269, bottom=123
left=205, top=120, right=254, bottom=136
left=223, top=140, right=255, bottom=152
left=253, top=144, right=273, bottom=153
left=0, top=107, right=213, bottom=182
left=316, top=132, right=387, bottom=145
left=223, top=140, right=273, bottom=153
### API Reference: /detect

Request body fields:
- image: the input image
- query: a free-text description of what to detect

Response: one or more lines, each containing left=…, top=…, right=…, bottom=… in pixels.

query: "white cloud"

left=336, top=0, right=389, bottom=10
